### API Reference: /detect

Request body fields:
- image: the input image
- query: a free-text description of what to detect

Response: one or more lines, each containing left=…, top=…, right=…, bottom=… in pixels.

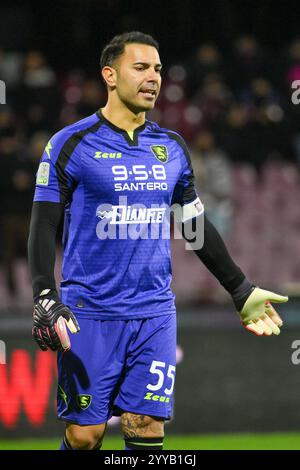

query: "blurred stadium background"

left=1, top=0, right=300, bottom=450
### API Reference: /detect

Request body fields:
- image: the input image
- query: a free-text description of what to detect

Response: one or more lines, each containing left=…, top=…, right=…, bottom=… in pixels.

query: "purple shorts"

left=57, top=314, right=176, bottom=425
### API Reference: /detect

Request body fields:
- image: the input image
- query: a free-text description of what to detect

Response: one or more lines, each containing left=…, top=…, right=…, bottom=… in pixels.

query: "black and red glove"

left=32, top=289, right=80, bottom=352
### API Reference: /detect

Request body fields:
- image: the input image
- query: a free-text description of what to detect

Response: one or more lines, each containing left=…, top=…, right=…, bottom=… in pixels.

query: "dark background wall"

left=1, top=0, right=300, bottom=69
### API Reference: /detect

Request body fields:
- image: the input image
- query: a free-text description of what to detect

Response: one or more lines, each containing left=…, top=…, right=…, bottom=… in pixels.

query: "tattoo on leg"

left=121, top=413, right=164, bottom=438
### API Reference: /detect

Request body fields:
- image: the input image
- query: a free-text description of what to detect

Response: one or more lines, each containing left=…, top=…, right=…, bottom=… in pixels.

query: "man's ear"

left=101, top=66, right=117, bottom=89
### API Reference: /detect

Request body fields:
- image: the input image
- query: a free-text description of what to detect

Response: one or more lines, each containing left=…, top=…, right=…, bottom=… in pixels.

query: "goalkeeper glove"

left=235, top=287, right=288, bottom=336
left=32, top=289, right=80, bottom=352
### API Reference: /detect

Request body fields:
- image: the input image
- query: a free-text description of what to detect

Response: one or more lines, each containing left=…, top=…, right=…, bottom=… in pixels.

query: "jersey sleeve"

left=34, top=129, right=82, bottom=205
left=171, top=134, right=204, bottom=222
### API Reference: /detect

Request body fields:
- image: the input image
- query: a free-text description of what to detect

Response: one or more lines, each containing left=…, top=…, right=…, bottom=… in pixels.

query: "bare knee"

left=121, top=412, right=164, bottom=438
left=66, top=423, right=106, bottom=450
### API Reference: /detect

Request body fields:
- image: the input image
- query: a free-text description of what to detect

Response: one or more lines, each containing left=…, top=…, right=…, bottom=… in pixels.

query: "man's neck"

left=101, top=101, right=145, bottom=132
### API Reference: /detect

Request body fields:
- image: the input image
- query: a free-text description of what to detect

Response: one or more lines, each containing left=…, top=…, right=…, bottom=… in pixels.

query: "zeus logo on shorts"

left=144, top=392, right=171, bottom=403
left=97, top=205, right=166, bottom=224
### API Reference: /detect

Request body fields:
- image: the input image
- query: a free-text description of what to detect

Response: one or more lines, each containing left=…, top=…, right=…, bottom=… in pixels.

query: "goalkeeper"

left=28, top=31, right=288, bottom=451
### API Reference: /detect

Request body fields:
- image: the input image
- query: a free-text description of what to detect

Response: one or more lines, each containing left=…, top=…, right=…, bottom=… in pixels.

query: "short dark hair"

left=100, top=31, right=159, bottom=69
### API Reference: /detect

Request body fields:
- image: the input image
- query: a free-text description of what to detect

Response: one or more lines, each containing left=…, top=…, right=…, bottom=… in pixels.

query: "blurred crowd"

left=1, top=35, right=300, bottom=307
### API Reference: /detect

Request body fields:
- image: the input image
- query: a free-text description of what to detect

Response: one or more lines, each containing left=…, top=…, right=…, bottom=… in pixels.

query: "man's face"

left=112, top=43, right=162, bottom=113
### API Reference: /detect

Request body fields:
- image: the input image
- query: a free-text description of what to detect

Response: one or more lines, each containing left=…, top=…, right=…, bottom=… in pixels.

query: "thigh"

left=57, top=317, right=128, bottom=425
left=114, top=314, right=177, bottom=420
left=121, top=412, right=164, bottom=438
left=65, top=422, right=107, bottom=449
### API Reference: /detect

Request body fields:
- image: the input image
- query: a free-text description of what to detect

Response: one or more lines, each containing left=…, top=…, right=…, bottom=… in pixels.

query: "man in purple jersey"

left=28, top=32, right=288, bottom=450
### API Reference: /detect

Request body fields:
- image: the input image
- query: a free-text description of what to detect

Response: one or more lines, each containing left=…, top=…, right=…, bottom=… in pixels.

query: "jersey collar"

left=96, top=109, right=147, bottom=147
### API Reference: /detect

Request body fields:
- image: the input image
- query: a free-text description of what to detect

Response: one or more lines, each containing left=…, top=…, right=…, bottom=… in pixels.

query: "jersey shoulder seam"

left=54, top=117, right=103, bottom=203
left=151, top=126, right=192, bottom=168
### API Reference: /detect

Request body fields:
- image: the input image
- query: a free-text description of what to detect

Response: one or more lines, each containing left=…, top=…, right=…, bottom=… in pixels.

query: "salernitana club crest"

left=76, top=394, right=92, bottom=410
left=150, top=145, right=168, bottom=163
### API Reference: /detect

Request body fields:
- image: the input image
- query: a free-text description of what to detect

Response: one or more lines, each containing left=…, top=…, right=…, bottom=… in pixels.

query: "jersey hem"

left=72, top=308, right=176, bottom=320
left=57, top=415, right=111, bottom=426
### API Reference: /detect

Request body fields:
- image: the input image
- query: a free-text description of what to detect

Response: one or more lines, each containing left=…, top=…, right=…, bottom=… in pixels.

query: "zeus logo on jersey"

left=97, top=205, right=166, bottom=224
left=94, top=151, right=122, bottom=159
left=45, top=140, right=52, bottom=159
